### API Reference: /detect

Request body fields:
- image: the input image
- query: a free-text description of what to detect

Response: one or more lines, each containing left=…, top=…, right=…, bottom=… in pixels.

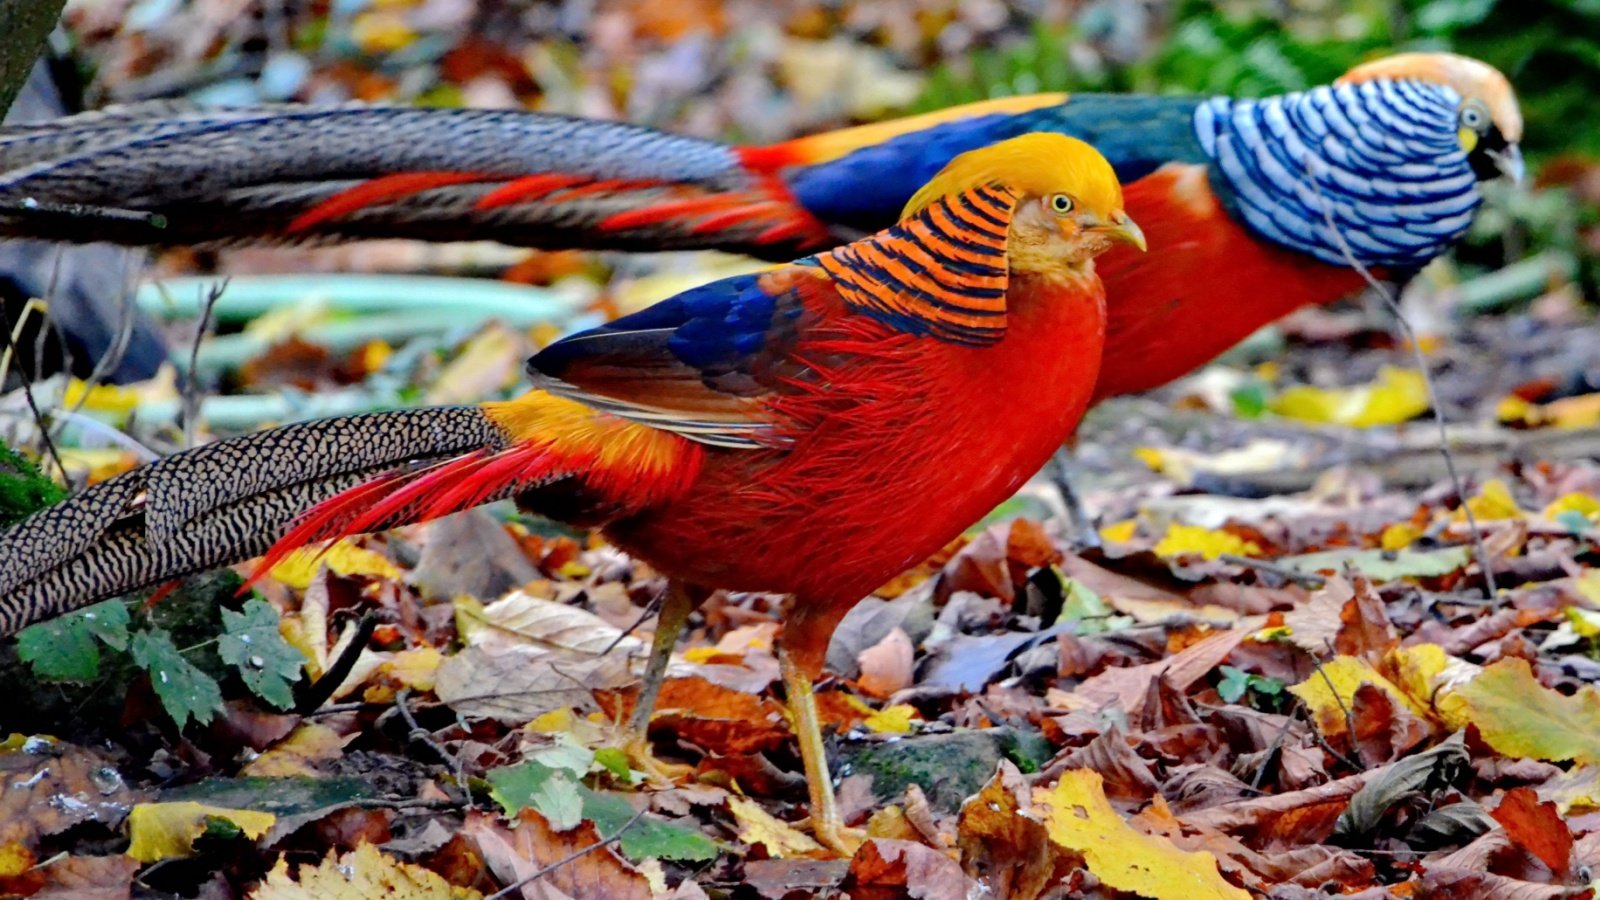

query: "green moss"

left=0, top=444, right=65, bottom=528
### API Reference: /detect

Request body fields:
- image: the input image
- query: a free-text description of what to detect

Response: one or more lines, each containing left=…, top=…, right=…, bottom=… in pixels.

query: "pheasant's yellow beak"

left=1095, top=212, right=1147, bottom=252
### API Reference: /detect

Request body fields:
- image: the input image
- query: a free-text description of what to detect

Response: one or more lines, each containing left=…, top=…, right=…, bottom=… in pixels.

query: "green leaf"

left=131, top=630, right=223, bottom=729
left=1058, top=576, right=1133, bottom=636
left=528, top=735, right=594, bottom=777
left=1277, top=546, right=1471, bottom=581
left=487, top=761, right=584, bottom=831
left=579, top=788, right=716, bottom=862
left=218, top=599, right=304, bottom=710
left=16, top=600, right=130, bottom=682
left=1217, top=665, right=1252, bottom=704
left=592, top=748, right=638, bottom=785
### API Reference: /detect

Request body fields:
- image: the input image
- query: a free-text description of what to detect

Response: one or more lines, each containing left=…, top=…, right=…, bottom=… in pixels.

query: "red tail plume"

left=243, top=442, right=565, bottom=592
left=288, top=172, right=494, bottom=233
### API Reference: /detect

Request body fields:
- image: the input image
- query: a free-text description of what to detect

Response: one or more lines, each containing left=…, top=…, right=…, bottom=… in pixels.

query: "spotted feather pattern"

left=1195, top=78, right=1478, bottom=269
left=817, top=183, right=1013, bottom=345
left=0, top=406, right=506, bottom=633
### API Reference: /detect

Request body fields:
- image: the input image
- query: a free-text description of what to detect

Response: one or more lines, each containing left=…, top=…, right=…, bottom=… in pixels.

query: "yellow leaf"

left=1380, top=522, right=1421, bottom=551
left=1545, top=493, right=1600, bottom=523
left=61, top=380, right=142, bottom=415
left=1270, top=366, right=1428, bottom=428
left=126, top=802, right=275, bottom=862
left=682, top=646, right=722, bottom=664
left=384, top=647, right=443, bottom=692
left=0, top=842, right=31, bottom=877
left=1577, top=571, right=1600, bottom=608
left=1456, top=478, right=1522, bottom=522
left=1496, top=394, right=1533, bottom=425
left=1455, top=657, right=1600, bottom=765
left=727, top=796, right=824, bottom=859
left=268, top=541, right=400, bottom=590
left=1152, top=523, right=1261, bottom=561
left=1036, top=770, right=1247, bottom=899
left=350, top=12, right=416, bottom=54
left=1132, top=447, right=1165, bottom=472
left=863, top=704, right=919, bottom=734
left=1566, top=607, right=1600, bottom=642
left=1287, top=655, right=1435, bottom=736
left=249, top=842, right=480, bottom=899
left=242, top=723, right=348, bottom=778
left=1099, top=519, right=1137, bottom=544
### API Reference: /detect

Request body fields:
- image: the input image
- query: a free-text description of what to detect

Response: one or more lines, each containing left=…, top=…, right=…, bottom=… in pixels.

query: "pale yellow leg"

left=624, top=581, right=697, bottom=783
left=779, top=641, right=866, bottom=857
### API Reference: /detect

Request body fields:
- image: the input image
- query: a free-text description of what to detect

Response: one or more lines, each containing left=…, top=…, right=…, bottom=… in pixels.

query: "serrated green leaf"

left=579, top=788, right=716, bottom=862
left=218, top=599, right=303, bottom=710
left=131, top=631, right=223, bottom=729
left=1217, top=665, right=1252, bottom=703
left=16, top=600, right=130, bottom=682
left=529, top=734, right=594, bottom=777
left=487, top=761, right=584, bottom=831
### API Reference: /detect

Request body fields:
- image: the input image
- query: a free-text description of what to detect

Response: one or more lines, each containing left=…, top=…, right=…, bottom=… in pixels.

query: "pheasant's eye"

left=1460, top=103, right=1488, bottom=132
left=1048, top=194, right=1075, bottom=214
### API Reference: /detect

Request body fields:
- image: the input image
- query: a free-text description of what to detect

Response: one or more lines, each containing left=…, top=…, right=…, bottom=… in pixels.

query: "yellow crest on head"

left=900, top=133, right=1125, bottom=223
left=1339, top=51, right=1522, bottom=143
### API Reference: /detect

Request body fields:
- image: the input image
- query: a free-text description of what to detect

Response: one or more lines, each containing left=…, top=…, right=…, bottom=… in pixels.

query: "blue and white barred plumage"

left=1195, top=78, right=1479, bottom=270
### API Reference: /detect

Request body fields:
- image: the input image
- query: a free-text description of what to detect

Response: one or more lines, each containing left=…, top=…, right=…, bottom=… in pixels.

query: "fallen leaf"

left=1035, top=770, right=1248, bottom=899
left=1152, top=524, right=1261, bottom=561
left=249, top=841, right=479, bottom=899
left=856, top=628, right=915, bottom=699
left=0, top=739, right=133, bottom=850
left=241, top=723, right=349, bottom=778
left=268, top=541, right=401, bottom=591
left=1270, top=366, right=1427, bottom=427
left=1064, top=628, right=1247, bottom=715
left=463, top=808, right=652, bottom=900
left=1456, top=658, right=1600, bottom=765
left=728, top=796, right=825, bottom=859
left=1491, top=787, right=1572, bottom=876
left=843, top=838, right=974, bottom=899
left=126, top=802, right=276, bottom=862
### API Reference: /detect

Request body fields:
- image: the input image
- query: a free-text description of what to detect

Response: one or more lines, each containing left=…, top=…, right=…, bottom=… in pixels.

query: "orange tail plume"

left=246, top=392, right=704, bottom=591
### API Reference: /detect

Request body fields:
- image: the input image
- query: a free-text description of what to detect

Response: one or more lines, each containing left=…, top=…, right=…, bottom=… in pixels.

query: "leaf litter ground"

left=10, top=285, right=1600, bottom=899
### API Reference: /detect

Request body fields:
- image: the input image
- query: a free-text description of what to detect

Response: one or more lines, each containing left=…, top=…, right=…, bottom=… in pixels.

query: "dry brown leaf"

left=1062, top=628, right=1248, bottom=715
left=956, top=761, right=1062, bottom=898
left=241, top=723, right=350, bottom=778
left=26, top=855, right=140, bottom=900
left=856, top=627, right=915, bottom=699
left=0, top=739, right=133, bottom=851
left=843, top=838, right=975, bottom=899
left=462, top=808, right=650, bottom=900
left=1491, top=787, right=1573, bottom=877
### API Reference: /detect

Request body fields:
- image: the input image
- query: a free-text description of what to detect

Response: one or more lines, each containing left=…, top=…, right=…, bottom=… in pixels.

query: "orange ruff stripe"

left=819, top=187, right=1014, bottom=343
left=289, top=171, right=492, bottom=232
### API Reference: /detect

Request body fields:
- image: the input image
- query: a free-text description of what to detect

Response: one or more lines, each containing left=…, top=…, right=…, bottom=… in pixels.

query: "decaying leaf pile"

left=10, top=446, right=1600, bottom=898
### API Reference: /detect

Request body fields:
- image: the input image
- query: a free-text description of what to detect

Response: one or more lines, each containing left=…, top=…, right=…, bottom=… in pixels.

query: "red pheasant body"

left=1093, top=164, right=1366, bottom=400
left=606, top=269, right=1103, bottom=670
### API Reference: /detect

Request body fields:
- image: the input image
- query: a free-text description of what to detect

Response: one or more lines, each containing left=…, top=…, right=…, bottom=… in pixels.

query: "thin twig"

left=1218, top=553, right=1327, bottom=589
left=181, top=280, right=226, bottom=449
left=1312, top=641, right=1360, bottom=770
left=53, top=249, right=144, bottom=435
left=293, top=614, right=378, bottom=714
left=1303, top=163, right=1497, bottom=600
left=602, top=586, right=663, bottom=656
left=1250, top=711, right=1297, bottom=791
left=394, top=687, right=470, bottom=797
left=0, top=299, right=66, bottom=482
left=484, top=806, right=649, bottom=900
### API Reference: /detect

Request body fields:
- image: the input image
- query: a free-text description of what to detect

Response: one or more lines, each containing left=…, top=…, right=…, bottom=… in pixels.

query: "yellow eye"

left=1460, top=103, right=1488, bottom=132
left=1048, top=194, right=1074, bottom=215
